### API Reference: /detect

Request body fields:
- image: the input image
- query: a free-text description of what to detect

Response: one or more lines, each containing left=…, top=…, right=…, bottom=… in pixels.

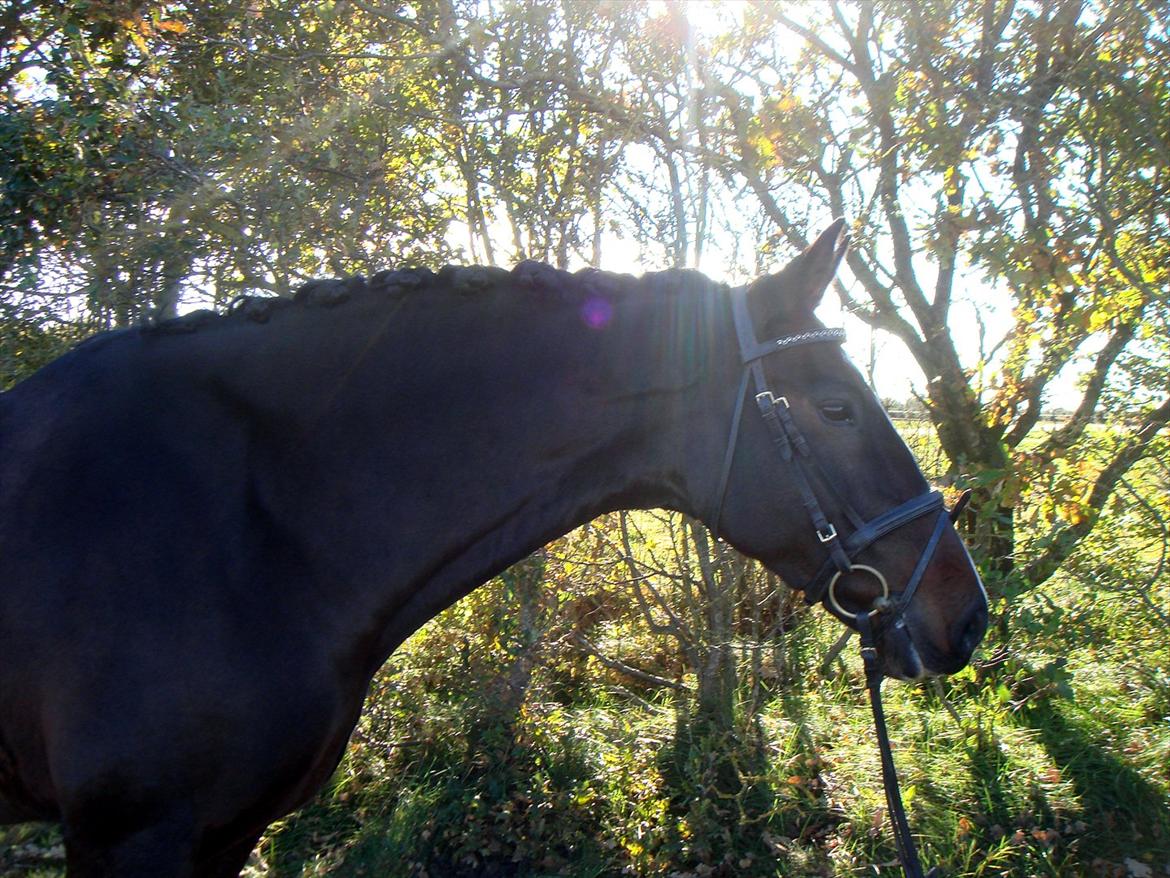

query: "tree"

left=1, top=1, right=456, bottom=338
left=587, top=0, right=1170, bottom=601
left=4, top=0, right=1165, bottom=620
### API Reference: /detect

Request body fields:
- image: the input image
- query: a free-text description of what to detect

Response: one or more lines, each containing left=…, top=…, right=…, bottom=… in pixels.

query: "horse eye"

left=819, top=401, right=854, bottom=424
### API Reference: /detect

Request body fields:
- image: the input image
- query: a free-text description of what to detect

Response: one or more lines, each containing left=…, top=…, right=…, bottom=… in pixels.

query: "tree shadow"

left=649, top=696, right=792, bottom=874
left=1023, top=699, right=1170, bottom=864
left=774, top=693, right=843, bottom=837
left=964, top=727, right=1019, bottom=830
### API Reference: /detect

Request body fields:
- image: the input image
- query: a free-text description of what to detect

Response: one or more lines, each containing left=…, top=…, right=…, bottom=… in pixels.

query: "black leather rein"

left=710, top=284, right=969, bottom=878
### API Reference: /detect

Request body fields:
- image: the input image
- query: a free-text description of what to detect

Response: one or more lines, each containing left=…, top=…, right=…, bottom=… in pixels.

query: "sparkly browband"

left=739, top=326, right=846, bottom=366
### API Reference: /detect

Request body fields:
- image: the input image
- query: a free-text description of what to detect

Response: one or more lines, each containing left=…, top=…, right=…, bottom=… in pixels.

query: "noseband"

left=710, top=284, right=969, bottom=878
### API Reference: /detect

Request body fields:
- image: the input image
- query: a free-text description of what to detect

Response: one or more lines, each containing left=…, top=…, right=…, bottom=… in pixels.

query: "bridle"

left=711, top=283, right=970, bottom=878
left=711, top=284, right=964, bottom=628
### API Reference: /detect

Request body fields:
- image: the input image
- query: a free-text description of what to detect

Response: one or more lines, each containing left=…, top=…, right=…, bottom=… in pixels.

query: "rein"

left=711, top=284, right=966, bottom=878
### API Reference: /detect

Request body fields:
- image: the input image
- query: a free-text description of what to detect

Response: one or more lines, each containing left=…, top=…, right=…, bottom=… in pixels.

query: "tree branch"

left=618, top=512, right=698, bottom=662
left=570, top=631, right=689, bottom=694
left=1023, top=395, right=1170, bottom=585
left=773, top=10, right=857, bottom=74
left=1028, top=316, right=1137, bottom=457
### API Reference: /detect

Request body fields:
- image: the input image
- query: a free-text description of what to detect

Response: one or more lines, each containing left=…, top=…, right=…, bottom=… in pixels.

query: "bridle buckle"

left=817, top=524, right=838, bottom=543
left=754, top=391, right=789, bottom=410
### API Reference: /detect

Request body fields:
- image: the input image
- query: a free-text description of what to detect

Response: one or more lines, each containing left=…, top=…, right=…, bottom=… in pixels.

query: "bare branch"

left=819, top=629, right=854, bottom=678
left=618, top=513, right=698, bottom=658
left=1028, top=316, right=1137, bottom=457
left=570, top=631, right=689, bottom=694
left=772, top=10, right=857, bottom=74
left=1024, top=396, right=1170, bottom=585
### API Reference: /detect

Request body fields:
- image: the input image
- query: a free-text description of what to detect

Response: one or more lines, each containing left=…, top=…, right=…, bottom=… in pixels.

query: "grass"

left=226, top=598, right=1167, bottom=878
left=276, top=688, right=1158, bottom=877
left=4, top=603, right=1167, bottom=878
left=2, top=686, right=1166, bottom=877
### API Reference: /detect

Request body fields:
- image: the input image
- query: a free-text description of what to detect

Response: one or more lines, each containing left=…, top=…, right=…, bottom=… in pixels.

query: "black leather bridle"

left=711, top=285, right=965, bottom=628
left=710, top=284, right=972, bottom=878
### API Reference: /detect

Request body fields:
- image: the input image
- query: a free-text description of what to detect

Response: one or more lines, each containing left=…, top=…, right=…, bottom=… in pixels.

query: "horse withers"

left=0, top=221, right=987, bottom=876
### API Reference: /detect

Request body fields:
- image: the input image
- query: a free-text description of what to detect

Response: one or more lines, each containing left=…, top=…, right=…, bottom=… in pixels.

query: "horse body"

left=0, top=225, right=988, bottom=876
left=0, top=268, right=708, bottom=872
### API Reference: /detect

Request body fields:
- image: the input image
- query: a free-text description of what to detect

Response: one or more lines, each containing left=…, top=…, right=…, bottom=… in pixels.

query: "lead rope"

left=716, top=284, right=959, bottom=878
left=856, top=611, right=940, bottom=878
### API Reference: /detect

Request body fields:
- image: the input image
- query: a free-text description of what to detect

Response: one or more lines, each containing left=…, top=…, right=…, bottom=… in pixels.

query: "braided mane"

left=146, top=261, right=724, bottom=335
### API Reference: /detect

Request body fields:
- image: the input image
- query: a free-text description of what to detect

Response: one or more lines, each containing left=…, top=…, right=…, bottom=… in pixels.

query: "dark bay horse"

left=0, top=221, right=987, bottom=876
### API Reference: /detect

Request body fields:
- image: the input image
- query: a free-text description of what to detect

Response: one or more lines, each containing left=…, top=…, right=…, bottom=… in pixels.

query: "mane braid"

left=143, top=261, right=724, bottom=336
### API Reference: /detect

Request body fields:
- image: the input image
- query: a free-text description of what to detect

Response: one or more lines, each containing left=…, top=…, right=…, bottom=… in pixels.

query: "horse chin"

left=881, top=618, right=981, bottom=680
left=877, top=619, right=928, bottom=681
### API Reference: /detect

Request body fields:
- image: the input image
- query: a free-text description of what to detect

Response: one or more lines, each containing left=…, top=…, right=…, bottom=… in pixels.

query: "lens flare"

left=580, top=296, right=613, bottom=330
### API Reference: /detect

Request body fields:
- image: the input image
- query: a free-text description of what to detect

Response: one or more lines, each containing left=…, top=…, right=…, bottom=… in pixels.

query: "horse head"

left=704, top=221, right=988, bottom=679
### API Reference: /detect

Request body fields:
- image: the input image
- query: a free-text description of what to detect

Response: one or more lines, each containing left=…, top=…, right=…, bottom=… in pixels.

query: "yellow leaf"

left=751, top=133, right=776, bottom=160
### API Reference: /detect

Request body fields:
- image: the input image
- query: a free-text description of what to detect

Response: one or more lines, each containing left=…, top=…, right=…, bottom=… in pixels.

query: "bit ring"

left=827, top=565, right=890, bottom=620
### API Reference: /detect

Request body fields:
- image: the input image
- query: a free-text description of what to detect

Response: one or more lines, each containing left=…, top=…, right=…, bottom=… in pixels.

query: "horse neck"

left=232, top=287, right=710, bottom=657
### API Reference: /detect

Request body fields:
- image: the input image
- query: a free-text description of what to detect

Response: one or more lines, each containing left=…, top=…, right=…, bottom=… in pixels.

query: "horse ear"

left=753, top=218, right=849, bottom=316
